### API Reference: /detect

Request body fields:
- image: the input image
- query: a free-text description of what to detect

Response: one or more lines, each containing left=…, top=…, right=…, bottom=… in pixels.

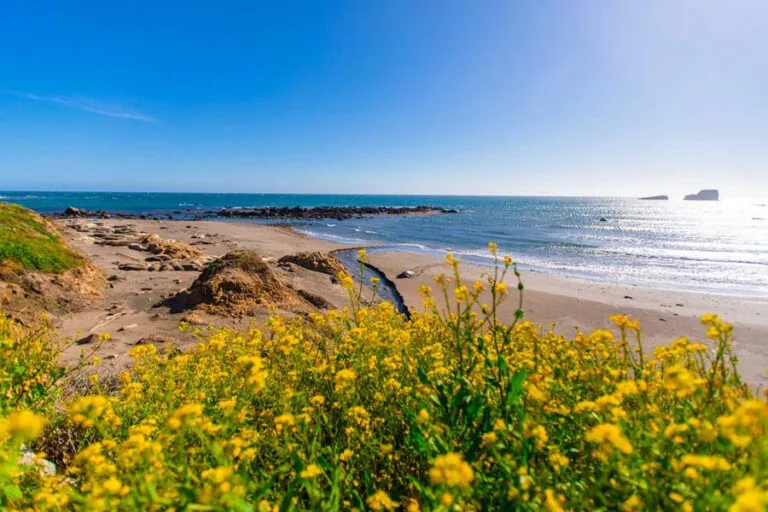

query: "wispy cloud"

left=3, top=90, right=155, bottom=122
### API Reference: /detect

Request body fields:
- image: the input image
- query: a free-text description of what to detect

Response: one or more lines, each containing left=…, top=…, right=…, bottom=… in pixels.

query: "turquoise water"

left=3, top=191, right=767, bottom=296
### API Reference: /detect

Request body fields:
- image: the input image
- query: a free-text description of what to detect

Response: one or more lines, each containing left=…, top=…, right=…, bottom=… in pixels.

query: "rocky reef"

left=55, top=205, right=459, bottom=221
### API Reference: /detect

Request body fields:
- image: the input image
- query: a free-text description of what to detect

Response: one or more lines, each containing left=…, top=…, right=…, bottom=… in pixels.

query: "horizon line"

left=2, top=189, right=758, bottom=201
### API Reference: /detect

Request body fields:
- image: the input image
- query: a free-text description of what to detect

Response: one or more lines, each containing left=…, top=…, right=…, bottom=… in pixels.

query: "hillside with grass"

left=0, top=202, right=86, bottom=274
left=0, top=202, right=102, bottom=321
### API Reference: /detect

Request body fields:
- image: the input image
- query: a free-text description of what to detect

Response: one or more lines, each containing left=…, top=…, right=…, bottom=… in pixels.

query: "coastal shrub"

left=1, top=247, right=767, bottom=510
left=0, top=203, right=85, bottom=273
left=0, top=315, right=97, bottom=505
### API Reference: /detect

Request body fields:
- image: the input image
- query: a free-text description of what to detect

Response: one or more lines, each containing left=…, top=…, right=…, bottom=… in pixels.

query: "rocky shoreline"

left=55, top=205, right=459, bottom=221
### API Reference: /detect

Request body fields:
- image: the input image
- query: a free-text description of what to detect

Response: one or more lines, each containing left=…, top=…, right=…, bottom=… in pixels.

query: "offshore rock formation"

left=639, top=195, right=669, bottom=200
left=684, top=189, right=719, bottom=201
left=55, top=205, right=459, bottom=221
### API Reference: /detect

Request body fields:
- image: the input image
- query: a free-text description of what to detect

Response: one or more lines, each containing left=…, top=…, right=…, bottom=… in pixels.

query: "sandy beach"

left=55, top=218, right=345, bottom=372
left=54, top=217, right=768, bottom=385
left=367, top=250, right=768, bottom=385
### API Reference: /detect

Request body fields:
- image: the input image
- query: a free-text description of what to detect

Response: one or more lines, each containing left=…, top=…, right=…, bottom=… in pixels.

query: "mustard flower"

left=367, top=490, right=399, bottom=511
left=429, top=452, right=474, bottom=489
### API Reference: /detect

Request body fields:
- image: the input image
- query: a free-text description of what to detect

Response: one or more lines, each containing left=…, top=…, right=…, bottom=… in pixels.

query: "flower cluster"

left=0, top=248, right=766, bottom=510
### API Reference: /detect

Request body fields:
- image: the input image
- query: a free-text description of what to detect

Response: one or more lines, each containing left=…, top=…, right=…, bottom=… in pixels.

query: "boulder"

left=135, top=335, right=170, bottom=345
left=145, top=254, right=171, bottom=262
left=76, top=333, right=100, bottom=345
left=19, top=446, right=56, bottom=476
left=140, top=234, right=203, bottom=259
left=297, top=289, right=333, bottom=309
left=182, top=310, right=208, bottom=325
left=64, top=206, right=84, bottom=217
left=277, top=252, right=345, bottom=276
left=119, top=263, right=147, bottom=271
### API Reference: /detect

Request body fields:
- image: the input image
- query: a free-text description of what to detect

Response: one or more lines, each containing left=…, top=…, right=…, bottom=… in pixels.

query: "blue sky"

left=1, top=1, right=767, bottom=197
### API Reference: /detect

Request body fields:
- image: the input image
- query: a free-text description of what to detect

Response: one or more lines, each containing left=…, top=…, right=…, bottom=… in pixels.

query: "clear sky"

left=1, top=1, right=767, bottom=198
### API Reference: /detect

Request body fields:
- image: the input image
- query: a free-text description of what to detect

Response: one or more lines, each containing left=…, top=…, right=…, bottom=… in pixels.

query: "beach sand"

left=56, top=218, right=345, bottom=373
left=367, top=250, right=768, bottom=386
left=55, top=218, right=768, bottom=385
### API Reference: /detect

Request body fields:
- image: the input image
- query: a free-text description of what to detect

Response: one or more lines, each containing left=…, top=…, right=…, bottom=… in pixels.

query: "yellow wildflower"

left=274, top=413, right=295, bottom=433
left=1, top=410, right=46, bottom=441
left=300, top=464, right=323, bottom=479
left=622, top=495, right=644, bottom=512
left=730, top=477, right=768, bottom=512
left=586, top=423, right=633, bottom=458
left=481, top=432, right=498, bottom=447
left=367, top=490, right=399, bottom=511
left=544, top=489, right=564, bottom=512
left=429, top=452, right=474, bottom=489
left=334, top=368, right=356, bottom=392
left=664, top=364, right=702, bottom=397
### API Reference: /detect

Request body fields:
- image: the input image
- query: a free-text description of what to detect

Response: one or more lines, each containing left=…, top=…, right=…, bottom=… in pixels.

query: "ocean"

left=3, top=191, right=767, bottom=296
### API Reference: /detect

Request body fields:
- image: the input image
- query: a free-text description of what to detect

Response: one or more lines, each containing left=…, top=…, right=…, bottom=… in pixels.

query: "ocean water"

left=3, top=191, right=767, bottom=296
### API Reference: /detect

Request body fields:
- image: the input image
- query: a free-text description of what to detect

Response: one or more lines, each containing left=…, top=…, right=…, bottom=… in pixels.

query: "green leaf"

left=505, top=371, right=527, bottom=409
left=279, top=485, right=296, bottom=512
left=417, top=364, right=429, bottom=385
left=3, top=484, right=22, bottom=500
left=409, top=425, right=429, bottom=454
left=498, top=355, right=509, bottom=379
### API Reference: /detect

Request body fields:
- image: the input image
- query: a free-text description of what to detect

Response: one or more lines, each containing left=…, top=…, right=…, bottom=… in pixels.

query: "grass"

left=0, top=202, right=85, bottom=273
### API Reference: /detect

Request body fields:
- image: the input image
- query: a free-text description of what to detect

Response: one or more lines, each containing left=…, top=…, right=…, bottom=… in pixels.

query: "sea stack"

left=684, top=189, right=719, bottom=201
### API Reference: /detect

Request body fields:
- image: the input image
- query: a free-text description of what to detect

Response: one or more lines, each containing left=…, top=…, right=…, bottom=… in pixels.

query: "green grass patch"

left=0, top=202, right=85, bottom=273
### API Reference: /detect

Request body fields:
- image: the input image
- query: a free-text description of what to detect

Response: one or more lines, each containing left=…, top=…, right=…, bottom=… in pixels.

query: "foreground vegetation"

left=0, top=203, right=85, bottom=273
left=1, top=247, right=767, bottom=511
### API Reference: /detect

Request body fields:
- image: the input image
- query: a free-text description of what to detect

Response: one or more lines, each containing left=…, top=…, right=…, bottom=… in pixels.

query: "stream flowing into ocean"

left=4, top=192, right=767, bottom=296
